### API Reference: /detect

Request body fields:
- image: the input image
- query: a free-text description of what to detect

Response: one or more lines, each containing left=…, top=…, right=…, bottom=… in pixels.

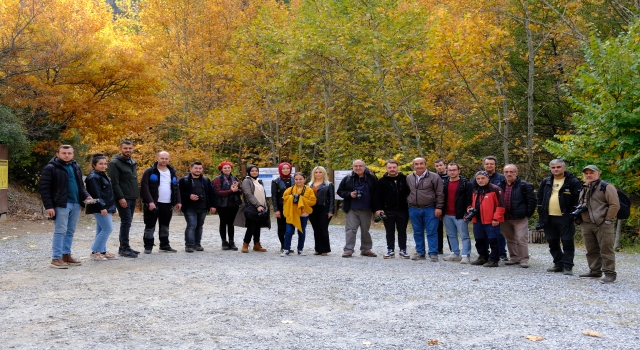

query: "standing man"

left=406, top=157, right=444, bottom=262
left=179, top=161, right=216, bottom=253
left=537, top=159, right=582, bottom=275
left=577, top=165, right=620, bottom=284
left=441, top=163, right=473, bottom=263
left=140, top=151, right=182, bottom=254
left=337, top=159, right=378, bottom=258
left=434, top=159, right=450, bottom=255
left=40, top=145, right=92, bottom=268
left=108, top=140, right=140, bottom=258
left=373, top=159, right=410, bottom=259
left=474, top=156, right=508, bottom=261
left=499, top=164, right=536, bottom=268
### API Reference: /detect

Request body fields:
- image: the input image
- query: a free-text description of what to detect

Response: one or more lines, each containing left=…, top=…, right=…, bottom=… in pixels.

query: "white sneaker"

left=297, top=250, right=307, bottom=256
left=443, top=253, right=461, bottom=262
left=281, top=250, right=290, bottom=257
left=460, top=255, right=470, bottom=264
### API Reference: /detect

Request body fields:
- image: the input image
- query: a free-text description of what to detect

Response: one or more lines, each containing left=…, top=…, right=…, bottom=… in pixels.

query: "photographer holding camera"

left=577, top=165, right=620, bottom=284
left=373, top=159, right=410, bottom=259
left=536, top=159, right=582, bottom=275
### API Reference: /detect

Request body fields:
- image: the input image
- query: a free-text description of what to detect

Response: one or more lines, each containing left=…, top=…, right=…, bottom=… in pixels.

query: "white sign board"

left=257, top=167, right=295, bottom=197
left=333, top=170, right=352, bottom=200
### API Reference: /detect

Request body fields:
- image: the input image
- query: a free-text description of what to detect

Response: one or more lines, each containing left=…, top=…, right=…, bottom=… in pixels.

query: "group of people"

left=39, top=142, right=621, bottom=284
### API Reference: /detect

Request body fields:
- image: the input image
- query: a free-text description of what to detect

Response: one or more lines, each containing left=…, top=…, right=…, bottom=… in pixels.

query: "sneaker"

left=91, top=252, right=108, bottom=261
left=103, top=252, right=118, bottom=260
left=342, top=251, right=353, bottom=258
left=399, top=249, right=410, bottom=259
left=460, top=255, right=470, bottom=264
left=520, top=262, right=529, bottom=268
left=297, top=250, right=307, bottom=256
left=130, top=248, right=140, bottom=254
left=429, top=255, right=439, bottom=262
left=499, top=254, right=509, bottom=262
left=50, top=259, right=69, bottom=269
left=546, top=265, right=563, bottom=273
left=471, top=257, right=487, bottom=266
left=579, top=271, right=603, bottom=278
left=185, top=247, right=195, bottom=253
left=281, top=250, right=291, bottom=257
left=120, top=249, right=139, bottom=258
left=144, top=248, right=152, bottom=254
left=443, top=253, right=461, bottom=262
left=383, top=249, right=395, bottom=259
left=483, top=260, right=499, bottom=267
left=195, top=245, right=204, bottom=251
left=159, top=246, right=177, bottom=253
left=599, top=274, right=616, bottom=284
left=361, top=250, right=377, bottom=257
left=411, top=253, right=427, bottom=260
left=563, top=268, right=573, bottom=276
left=222, top=241, right=230, bottom=250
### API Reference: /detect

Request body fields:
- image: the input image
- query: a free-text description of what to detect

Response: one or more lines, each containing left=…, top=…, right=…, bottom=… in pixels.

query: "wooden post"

left=0, top=144, right=8, bottom=221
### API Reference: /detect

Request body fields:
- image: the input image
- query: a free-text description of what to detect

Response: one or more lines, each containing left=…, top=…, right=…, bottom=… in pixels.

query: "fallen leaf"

left=526, top=335, right=544, bottom=341
left=427, top=339, right=439, bottom=345
left=281, top=320, right=293, bottom=324
left=582, top=330, right=602, bottom=337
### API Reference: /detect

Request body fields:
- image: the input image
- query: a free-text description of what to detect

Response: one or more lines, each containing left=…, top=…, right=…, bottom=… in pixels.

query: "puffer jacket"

left=107, top=154, right=139, bottom=200
left=406, top=171, right=444, bottom=209
left=140, top=162, right=181, bottom=206
left=499, top=177, right=536, bottom=220
left=84, top=170, right=116, bottom=214
left=468, top=183, right=505, bottom=224
left=39, top=157, right=90, bottom=209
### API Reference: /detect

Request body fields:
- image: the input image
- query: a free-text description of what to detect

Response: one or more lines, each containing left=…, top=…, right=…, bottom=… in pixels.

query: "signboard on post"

left=333, top=170, right=351, bottom=200
left=256, top=167, right=295, bottom=198
left=0, top=160, right=7, bottom=190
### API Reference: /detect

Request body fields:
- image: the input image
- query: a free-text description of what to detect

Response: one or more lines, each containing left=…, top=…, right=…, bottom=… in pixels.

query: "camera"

left=293, top=194, right=300, bottom=204
left=464, top=208, right=477, bottom=221
left=257, top=210, right=268, bottom=218
left=570, top=205, right=587, bottom=217
left=355, top=190, right=362, bottom=199
left=373, top=212, right=387, bottom=223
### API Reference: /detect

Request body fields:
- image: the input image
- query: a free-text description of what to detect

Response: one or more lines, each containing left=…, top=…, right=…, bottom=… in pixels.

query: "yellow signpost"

left=0, top=160, right=7, bottom=189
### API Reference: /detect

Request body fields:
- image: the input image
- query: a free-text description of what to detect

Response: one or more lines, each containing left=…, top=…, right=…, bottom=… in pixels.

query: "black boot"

left=159, top=225, right=176, bottom=252
left=222, top=241, right=230, bottom=250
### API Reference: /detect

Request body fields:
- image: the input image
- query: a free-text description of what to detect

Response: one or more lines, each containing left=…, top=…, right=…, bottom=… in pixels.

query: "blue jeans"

left=184, top=208, right=207, bottom=247
left=284, top=217, right=308, bottom=251
left=409, top=206, right=439, bottom=256
left=52, top=202, right=81, bottom=259
left=443, top=215, right=471, bottom=256
left=91, top=213, right=113, bottom=253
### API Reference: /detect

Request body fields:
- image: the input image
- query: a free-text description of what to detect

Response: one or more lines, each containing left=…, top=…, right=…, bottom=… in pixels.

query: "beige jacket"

left=579, top=180, right=620, bottom=225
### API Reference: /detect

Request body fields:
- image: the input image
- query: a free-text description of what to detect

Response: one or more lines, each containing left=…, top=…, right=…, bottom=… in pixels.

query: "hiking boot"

left=241, top=242, right=249, bottom=253
left=499, top=254, right=509, bottom=262
left=50, top=259, right=69, bottom=269
left=253, top=242, right=267, bottom=252
left=483, top=260, right=499, bottom=267
left=460, top=255, right=471, bottom=264
left=144, top=248, right=152, bottom=254
left=91, top=252, right=107, bottom=261
left=159, top=246, right=177, bottom=253
left=120, top=249, right=139, bottom=258
left=361, top=250, right=377, bottom=257
left=342, top=251, right=353, bottom=258
left=504, top=259, right=520, bottom=266
left=399, top=249, right=410, bottom=259
left=411, top=254, right=426, bottom=260
left=62, top=254, right=82, bottom=266
left=599, top=274, right=616, bottom=284
left=471, top=257, right=488, bottom=266
left=520, top=262, right=529, bottom=268
left=195, top=245, right=204, bottom=251
left=579, top=271, right=603, bottom=278
left=429, top=255, right=439, bottom=262
left=228, top=242, right=238, bottom=251
left=221, top=241, right=230, bottom=250
left=383, top=249, right=395, bottom=259
left=185, top=246, right=195, bottom=253
left=547, top=265, right=563, bottom=272
left=563, top=268, right=573, bottom=276
left=443, top=253, right=462, bottom=262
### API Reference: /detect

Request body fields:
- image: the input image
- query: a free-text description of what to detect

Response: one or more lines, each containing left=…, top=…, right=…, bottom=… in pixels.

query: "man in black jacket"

left=441, top=163, right=473, bottom=263
left=337, top=159, right=378, bottom=258
left=108, top=140, right=140, bottom=258
left=373, top=159, right=410, bottom=259
left=39, top=145, right=92, bottom=269
left=537, top=159, right=582, bottom=275
left=140, top=151, right=182, bottom=254
left=499, top=164, right=536, bottom=268
left=179, top=161, right=216, bottom=252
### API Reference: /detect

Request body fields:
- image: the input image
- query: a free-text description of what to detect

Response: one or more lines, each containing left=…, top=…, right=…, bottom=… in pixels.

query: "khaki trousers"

left=580, top=221, right=616, bottom=276
left=500, top=218, right=530, bottom=263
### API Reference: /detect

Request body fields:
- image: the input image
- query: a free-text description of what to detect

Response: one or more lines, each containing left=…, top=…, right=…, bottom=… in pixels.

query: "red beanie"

left=218, top=161, right=233, bottom=172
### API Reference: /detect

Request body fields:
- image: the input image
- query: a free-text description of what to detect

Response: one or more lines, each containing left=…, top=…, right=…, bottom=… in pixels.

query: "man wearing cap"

left=577, top=165, right=620, bottom=284
left=536, top=159, right=582, bottom=275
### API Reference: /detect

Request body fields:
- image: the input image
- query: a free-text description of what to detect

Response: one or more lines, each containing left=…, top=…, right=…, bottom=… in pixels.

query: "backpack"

left=600, top=181, right=631, bottom=220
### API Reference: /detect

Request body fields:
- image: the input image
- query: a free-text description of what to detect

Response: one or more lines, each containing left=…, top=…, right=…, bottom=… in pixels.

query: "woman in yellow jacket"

left=281, top=172, right=317, bottom=256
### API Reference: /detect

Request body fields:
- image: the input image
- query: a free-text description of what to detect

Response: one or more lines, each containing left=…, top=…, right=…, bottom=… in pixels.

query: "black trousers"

left=243, top=219, right=262, bottom=244
left=217, top=206, right=238, bottom=242
left=544, top=215, right=576, bottom=268
left=309, top=205, right=331, bottom=253
left=143, top=203, right=173, bottom=248
left=276, top=215, right=289, bottom=249
left=382, top=209, right=409, bottom=250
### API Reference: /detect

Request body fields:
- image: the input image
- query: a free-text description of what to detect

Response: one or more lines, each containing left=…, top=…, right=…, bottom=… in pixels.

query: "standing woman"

left=308, top=166, right=334, bottom=256
left=281, top=172, right=317, bottom=256
left=272, top=162, right=293, bottom=252
left=234, top=164, right=270, bottom=253
left=85, top=153, right=118, bottom=261
left=213, top=161, right=241, bottom=250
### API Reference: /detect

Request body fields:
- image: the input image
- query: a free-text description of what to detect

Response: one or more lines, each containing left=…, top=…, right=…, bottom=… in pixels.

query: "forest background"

left=0, top=0, right=638, bottom=244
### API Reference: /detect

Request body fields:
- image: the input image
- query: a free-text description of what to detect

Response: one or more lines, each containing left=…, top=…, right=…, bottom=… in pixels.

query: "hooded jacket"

left=39, top=157, right=90, bottom=209
left=537, top=171, right=582, bottom=226
left=468, top=183, right=505, bottom=224
left=140, top=162, right=181, bottom=206
left=107, top=153, right=139, bottom=201
left=84, top=169, right=116, bottom=214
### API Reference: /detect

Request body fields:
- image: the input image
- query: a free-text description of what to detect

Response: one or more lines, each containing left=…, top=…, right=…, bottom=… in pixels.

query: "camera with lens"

left=373, top=212, right=387, bottom=223
left=257, top=209, right=268, bottom=218
left=355, top=190, right=362, bottom=199
left=293, top=194, right=300, bottom=204
left=570, top=205, right=587, bottom=217
left=464, top=208, right=477, bottom=221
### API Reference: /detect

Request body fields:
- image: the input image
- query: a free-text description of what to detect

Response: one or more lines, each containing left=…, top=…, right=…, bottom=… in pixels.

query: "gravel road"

left=1, top=214, right=639, bottom=349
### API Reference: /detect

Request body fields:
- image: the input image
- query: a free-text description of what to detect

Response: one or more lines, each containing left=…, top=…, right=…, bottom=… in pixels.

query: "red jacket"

left=468, top=184, right=505, bottom=224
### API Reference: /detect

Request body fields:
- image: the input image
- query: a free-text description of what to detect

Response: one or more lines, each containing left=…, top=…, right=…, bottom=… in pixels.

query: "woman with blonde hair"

left=308, top=166, right=334, bottom=255
left=281, top=172, right=316, bottom=256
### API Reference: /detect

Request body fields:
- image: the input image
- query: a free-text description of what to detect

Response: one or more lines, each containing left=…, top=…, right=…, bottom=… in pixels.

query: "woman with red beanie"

left=272, top=162, right=293, bottom=252
left=213, top=161, right=242, bottom=250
